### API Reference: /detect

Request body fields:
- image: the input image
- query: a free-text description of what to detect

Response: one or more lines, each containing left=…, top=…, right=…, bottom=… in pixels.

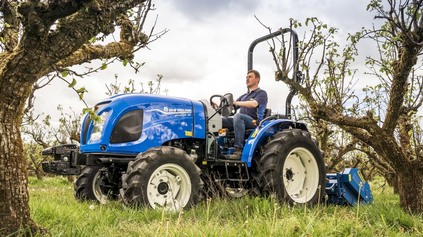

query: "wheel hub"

left=157, top=182, right=169, bottom=194
left=285, top=168, right=294, bottom=181
left=146, top=164, right=192, bottom=211
left=283, top=148, right=320, bottom=203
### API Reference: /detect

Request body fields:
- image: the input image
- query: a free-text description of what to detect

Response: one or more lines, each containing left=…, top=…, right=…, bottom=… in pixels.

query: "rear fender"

left=241, top=119, right=308, bottom=167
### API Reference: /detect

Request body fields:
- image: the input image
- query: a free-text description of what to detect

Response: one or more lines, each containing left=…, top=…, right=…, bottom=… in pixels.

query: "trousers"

left=222, top=113, right=256, bottom=149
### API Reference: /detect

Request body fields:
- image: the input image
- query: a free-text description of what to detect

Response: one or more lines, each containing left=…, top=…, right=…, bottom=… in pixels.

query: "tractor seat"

left=245, top=108, right=272, bottom=135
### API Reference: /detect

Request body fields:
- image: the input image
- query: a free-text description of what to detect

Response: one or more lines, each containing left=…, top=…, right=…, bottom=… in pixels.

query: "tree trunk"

left=0, top=75, right=42, bottom=235
left=0, top=1, right=146, bottom=234
left=34, top=167, right=45, bottom=181
left=0, top=105, right=39, bottom=235
left=397, top=168, right=423, bottom=214
left=385, top=172, right=399, bottom=194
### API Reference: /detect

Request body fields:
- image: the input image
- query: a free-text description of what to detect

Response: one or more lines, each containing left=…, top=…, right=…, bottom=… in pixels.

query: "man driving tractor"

left=222, top=69, right=268, bottom=159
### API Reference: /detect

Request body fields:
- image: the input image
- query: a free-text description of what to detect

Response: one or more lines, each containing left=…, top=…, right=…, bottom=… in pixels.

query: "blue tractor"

left=42, top=29, right=372, bottom=211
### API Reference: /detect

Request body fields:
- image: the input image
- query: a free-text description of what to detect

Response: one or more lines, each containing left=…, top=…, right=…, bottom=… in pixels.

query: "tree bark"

left=0, top=78, right=41, bottom=235
left=0, top=0, right=146, bottom=234
left=397, top=168, right=423, bottom=213
left=385, top=172, right=399, bottom=194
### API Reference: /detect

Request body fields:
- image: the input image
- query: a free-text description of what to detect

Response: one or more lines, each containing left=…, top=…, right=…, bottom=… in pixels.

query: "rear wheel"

left=74, top=166, right=119, bottom=204
left=259, top=129, right=325, bottom=205
left=121, top=146, right=202, bottom=211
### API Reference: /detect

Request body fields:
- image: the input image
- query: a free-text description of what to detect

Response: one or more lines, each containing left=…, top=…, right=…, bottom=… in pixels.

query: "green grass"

left=28, top=177, right=423, bottom=236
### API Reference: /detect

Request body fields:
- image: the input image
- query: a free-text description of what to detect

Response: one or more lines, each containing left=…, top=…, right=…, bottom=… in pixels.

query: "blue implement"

left=325, top=168, right=374, bottom=206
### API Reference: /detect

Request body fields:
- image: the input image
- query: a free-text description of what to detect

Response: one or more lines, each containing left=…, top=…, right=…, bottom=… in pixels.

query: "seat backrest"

left=264, top=108, right=272, bottom=118
left=257, top=103, right=267, bottom=121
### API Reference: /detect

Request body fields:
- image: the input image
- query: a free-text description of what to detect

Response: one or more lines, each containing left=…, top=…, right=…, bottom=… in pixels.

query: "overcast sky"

left=34, top=0, right=377, bottom=120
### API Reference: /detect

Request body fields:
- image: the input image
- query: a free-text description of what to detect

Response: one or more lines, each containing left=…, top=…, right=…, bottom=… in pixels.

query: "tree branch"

left=383, top=45, right=419, bottom=133
left=45, top=0, right=144, bottom=64
left=0, top=0, right=19, bottom=52
left=54, top=41, right=135, bottom=68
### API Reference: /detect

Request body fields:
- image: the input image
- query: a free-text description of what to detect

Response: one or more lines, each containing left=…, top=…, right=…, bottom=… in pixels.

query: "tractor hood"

left=80, top=93, right=206, bottom=155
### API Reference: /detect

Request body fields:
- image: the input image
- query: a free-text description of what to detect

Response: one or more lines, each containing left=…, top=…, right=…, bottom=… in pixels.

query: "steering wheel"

left=209, top=93, right=234, bottom=117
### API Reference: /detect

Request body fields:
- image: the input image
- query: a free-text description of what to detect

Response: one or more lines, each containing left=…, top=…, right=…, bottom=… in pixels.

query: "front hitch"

left=41, top=144, right=83, bottom=175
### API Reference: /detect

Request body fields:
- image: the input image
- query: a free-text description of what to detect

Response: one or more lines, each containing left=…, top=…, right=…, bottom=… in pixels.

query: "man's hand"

left=211, top=101, right=219, bottom=110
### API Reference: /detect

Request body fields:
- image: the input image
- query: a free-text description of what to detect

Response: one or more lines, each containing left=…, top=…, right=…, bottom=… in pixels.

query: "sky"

left=34, top=0, right=377, bottom=121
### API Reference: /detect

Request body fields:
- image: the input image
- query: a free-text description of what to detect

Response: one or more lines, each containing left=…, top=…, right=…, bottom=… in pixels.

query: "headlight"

left=88, top=111, right=109, bottom=143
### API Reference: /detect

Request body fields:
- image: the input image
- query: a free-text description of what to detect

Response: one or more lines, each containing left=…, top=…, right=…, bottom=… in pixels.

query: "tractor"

left=42, top=28, right=372, bottom=211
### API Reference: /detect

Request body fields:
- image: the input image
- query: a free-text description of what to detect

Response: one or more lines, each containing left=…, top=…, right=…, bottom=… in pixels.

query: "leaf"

left=123, top=59, right=129, bottom=66
left=68, top=78, right=77, bottom=88
left=101, top=63, right=107, bottom=70
left=89, top=37, right=96, bottom=43
left=43, top=115, right=51, bottom=126
left=77, top=87, right=88, bottom=100
left=82, top=107, right=92, bottom=115
left=61, top=70, right=69, bottom=77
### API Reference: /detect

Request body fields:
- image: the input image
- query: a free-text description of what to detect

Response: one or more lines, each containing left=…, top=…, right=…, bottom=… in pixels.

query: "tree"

left=272, top=1, right=423, bottom=213
left=296, top=102, right=379, bottom=178
left=0, top=0, right=160, bottom=235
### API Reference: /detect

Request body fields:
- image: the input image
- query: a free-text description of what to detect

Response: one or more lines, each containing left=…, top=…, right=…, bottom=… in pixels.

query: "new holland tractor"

left=42, top=28, right=373, bottom=211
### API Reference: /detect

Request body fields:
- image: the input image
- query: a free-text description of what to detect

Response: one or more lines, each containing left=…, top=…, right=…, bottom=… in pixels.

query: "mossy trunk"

left=0, top=42, right=50, bottom=235
left=397, top=168, right=423, bottom=214
left=0, top=78, right=41, bottom=235
left=385, top=172, right=399, bottom=194
left=0, top=1, right=143, bottom=235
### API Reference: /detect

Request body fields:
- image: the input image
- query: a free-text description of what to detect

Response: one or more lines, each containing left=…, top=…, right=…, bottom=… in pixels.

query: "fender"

left=241, top=119, right=308, bottom=167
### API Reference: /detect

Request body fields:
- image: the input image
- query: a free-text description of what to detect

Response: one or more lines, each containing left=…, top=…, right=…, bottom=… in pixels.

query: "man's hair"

left=248, top=69, right=260, bottom=82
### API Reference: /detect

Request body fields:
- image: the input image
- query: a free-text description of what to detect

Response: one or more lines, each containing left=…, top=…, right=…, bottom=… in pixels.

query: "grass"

left=28, top=176, right=423, bottom=237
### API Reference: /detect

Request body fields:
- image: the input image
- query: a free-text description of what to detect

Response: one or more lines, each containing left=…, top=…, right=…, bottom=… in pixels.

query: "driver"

left=222, top=69, right=268, bottom=159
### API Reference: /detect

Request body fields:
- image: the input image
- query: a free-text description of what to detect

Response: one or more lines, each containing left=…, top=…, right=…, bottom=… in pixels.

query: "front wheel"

left=121, top=146, right=202, bottom=211
left=259, top=129, right=325, bottom=205
left=74, top=166, right=119, bottom=204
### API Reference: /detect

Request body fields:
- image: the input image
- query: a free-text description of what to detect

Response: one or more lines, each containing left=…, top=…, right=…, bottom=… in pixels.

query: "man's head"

left=246, top=69, right=260, bottom=90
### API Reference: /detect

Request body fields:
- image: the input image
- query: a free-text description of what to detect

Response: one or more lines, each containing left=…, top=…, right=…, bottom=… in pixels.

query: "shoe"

left=228, top=149, right=242, bottom=160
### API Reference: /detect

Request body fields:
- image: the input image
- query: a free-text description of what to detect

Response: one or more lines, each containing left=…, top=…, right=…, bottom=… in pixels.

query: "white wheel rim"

left=283, top=147, right=320, bottom=203
left=225, top=187, right=249, bottom=198
left=147, top=163, right=192, bottom=211
left=93, top=170, right=108, bottom=204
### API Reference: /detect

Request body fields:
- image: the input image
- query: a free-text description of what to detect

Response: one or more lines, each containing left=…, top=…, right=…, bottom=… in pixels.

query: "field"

left=27, top=176, right=423, bottom=237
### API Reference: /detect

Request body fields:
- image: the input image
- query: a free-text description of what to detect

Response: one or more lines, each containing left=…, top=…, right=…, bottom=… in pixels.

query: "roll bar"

left=247, top=28, right=301, bottom=119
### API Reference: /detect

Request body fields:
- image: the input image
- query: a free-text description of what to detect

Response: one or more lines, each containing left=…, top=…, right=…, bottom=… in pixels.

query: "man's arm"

left=235, top=90, right=267, bottom=108
left=234, top=100, right=258, bottom=108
